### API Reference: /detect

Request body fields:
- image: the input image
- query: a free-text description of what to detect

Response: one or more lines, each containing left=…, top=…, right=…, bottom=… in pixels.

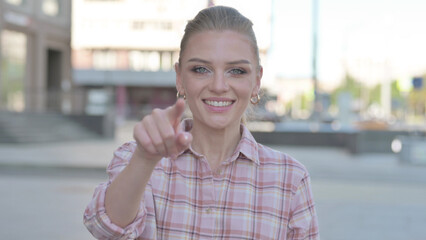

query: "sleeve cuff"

left=84, top=183, right=147, bottom=239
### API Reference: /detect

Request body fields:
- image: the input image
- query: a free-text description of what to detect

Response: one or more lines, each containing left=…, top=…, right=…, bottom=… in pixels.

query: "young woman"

left=84, top=6, right=319, bottom=239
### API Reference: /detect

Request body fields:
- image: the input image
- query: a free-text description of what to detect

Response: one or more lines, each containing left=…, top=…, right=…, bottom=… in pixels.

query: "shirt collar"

left=179, top=119, right=259, bottom=165
left=235, top=123, right=260, bottom=165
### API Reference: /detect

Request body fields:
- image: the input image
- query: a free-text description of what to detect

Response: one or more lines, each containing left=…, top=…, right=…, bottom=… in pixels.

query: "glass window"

left=5, top=0, right=26, bottom=6
left=42, top=0, right=60, bottom=17
left=93, top=50, right=117, bottom=70
left=0, top=30, right=27, bottom=111
left=161, top=52, right=172, bottom=71
left=147, top=52, right=160, bottom=71
left=129, top=51, right=143, bottom=71
left=131, top=21, right=173, bottom=31
left=129, top=51, right=161, bottom=71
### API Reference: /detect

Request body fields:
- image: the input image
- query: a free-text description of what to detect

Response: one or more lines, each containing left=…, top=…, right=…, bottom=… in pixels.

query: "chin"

left=203, top=116, right=240, bottom=130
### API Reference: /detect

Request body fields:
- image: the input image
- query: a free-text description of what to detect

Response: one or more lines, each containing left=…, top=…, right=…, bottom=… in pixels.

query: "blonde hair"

left=179, top=6, right=260, bottom=68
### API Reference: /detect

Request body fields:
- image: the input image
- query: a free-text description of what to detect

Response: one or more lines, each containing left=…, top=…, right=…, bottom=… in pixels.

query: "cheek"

left=182, top=81, right=202, bottom=109
left=183, top=81, right=200, bottom=97
left=236, top=82, right=255, bottom=97
left=181, top=74, right=194, bottom=94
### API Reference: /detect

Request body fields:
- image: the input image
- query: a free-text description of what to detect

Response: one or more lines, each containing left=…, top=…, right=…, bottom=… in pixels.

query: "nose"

left=209, top=73, right=229, bottom=93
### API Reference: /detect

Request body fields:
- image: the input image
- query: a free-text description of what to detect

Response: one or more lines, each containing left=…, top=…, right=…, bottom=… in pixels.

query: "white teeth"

left=205, top=100, right=232, bottom=107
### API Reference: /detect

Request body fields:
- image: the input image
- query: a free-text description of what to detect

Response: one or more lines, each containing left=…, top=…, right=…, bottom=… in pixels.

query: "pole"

left=312, top=0, right=319, bottom=121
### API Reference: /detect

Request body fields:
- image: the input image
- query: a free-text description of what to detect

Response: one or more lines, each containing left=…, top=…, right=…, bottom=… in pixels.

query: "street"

left=1, top=142, right=426, bottom=239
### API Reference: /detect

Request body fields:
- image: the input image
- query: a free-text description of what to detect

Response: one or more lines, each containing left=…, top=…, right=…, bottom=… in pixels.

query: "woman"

left=84, top=6, right=319, bottom=240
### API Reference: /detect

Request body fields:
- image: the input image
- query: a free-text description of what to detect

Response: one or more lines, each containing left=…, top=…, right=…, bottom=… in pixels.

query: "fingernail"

left=183, top=134, right=189, bottom=142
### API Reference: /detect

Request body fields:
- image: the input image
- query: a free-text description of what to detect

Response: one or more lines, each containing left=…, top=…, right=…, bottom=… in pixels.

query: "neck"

left=190, top=120, right=242, bottom=170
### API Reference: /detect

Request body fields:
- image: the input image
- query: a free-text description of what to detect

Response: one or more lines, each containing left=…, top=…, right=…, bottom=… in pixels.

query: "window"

left=132, top=21, right=145, bottom=30
left=161, top=52, right=172, bottom=71
left=0, top=30, right=27, bottom=111
left=5, top=0, right=26, bottom=6
left=92, top=50, right=117, bottom=70
left=129, top=51, right=160, bottom=71
left=42, top=0, right=60, bottom=17
left=132, top=21, right=173, bottom=31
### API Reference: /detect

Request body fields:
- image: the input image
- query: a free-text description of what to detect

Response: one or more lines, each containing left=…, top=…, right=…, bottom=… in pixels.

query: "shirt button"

left=206, top=208, right=212, bottom=214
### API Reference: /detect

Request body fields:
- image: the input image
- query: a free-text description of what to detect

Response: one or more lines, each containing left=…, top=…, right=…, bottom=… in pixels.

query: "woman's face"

left=176, top=30, right=262, bottom=131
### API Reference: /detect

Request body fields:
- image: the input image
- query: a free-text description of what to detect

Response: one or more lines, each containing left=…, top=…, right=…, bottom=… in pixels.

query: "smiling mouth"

left=203, top=100, right=234, bottom=107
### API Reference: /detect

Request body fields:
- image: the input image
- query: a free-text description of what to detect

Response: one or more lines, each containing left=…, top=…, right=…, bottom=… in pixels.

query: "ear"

left=175, top=62, right=184, bottom=93
left=252, top=66, right=263, bottom=97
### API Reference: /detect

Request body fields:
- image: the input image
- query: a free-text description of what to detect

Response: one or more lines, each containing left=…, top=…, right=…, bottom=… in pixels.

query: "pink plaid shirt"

left=84, top=120, right=319, bottom=239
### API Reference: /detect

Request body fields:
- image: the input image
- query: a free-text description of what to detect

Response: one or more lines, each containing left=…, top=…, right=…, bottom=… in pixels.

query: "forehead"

left=181, top=30, right=256, bottom=63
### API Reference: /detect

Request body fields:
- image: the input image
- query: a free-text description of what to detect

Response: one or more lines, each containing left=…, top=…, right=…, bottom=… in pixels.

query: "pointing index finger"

left=168, top=98, right=186, bottom=129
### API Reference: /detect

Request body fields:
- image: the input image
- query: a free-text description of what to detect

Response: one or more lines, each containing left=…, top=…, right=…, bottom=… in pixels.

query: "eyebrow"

left=187, top=58, right=251, bottom=65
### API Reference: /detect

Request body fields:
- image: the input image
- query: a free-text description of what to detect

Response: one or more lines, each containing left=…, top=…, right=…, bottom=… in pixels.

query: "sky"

left=269, top=0, right=426, bottom=90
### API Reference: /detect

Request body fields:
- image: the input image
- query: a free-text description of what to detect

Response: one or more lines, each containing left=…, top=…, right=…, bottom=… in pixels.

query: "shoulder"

left=240, top=124, right=309, bottom=180
left=257, top=143, right=310, bottom=181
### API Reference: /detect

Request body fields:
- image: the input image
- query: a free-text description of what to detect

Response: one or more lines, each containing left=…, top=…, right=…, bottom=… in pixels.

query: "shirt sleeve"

left=83, top=142, right=151, bottom=240
left=287, top=173, right=320, bottom=240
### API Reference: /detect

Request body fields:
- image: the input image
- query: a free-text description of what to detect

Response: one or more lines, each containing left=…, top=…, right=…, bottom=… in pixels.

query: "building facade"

left=72, top=0, right=271, bottom=120
left=0, top=0, right=73, bottom=113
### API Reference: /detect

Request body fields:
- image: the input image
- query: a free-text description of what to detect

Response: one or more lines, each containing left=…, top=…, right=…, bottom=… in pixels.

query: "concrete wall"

left=252, top=129, right=425, bottom=154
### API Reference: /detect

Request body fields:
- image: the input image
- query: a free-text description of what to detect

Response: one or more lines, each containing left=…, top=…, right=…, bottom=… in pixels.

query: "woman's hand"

left=132, top=98, right=192, bottom=164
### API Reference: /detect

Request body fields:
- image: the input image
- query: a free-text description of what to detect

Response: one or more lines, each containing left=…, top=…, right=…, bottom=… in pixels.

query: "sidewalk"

left=1, top=122, right=426, bottom=239
left=0, top=121, right=425, bottom=183
left=0, top=121, right=137, bottom=170
left=0, top=139, right=118, bottom=169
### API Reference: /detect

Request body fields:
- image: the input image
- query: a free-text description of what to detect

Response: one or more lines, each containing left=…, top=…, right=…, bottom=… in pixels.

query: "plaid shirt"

left=84, top=120, right=319, bottom=239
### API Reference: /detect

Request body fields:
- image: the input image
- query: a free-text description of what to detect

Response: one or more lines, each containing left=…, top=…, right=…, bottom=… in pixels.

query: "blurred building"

left=72, top=0, right=271, bottom=120
left=0, top=0, right=73, bottom=113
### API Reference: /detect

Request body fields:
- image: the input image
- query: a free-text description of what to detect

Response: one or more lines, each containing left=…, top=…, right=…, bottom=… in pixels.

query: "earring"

left=176, top=91, right=186, bottom=100
left=250, top=94, right=260, bottom=105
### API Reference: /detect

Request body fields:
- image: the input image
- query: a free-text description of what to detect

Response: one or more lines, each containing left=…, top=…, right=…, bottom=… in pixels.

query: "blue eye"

left=229, top=68, right=246, bottom=75
left=192, top=66, right=209, bottom=74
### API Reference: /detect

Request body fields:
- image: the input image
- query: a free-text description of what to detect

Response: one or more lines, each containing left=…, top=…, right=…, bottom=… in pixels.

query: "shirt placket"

left=212, top=164, right=227, bottom=239
left=198, top=157, right=218, bottom=239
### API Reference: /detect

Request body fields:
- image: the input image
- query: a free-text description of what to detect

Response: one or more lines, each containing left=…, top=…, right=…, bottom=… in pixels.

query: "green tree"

left=331, top=73, right=362, bottom=106
left=369, top=84, right=381, bottom=105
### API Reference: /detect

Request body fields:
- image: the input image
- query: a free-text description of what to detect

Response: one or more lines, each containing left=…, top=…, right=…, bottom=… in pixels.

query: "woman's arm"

left=83, top=142, right=150, bottom=239
left=287, top=174, right=320, bottom=240
left=104, top=148, right=157, bottom=228
left=103, top=99, right=192, bottom=228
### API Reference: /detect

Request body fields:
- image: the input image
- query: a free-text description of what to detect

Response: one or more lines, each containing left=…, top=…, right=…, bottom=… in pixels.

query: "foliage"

left=368, top=80, right=404, bottom=105
left=330, top=73, right=362, bottom=105
left=300, top=90, right=314, bottom=110
left=369, top=84, right=381, bottom=105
